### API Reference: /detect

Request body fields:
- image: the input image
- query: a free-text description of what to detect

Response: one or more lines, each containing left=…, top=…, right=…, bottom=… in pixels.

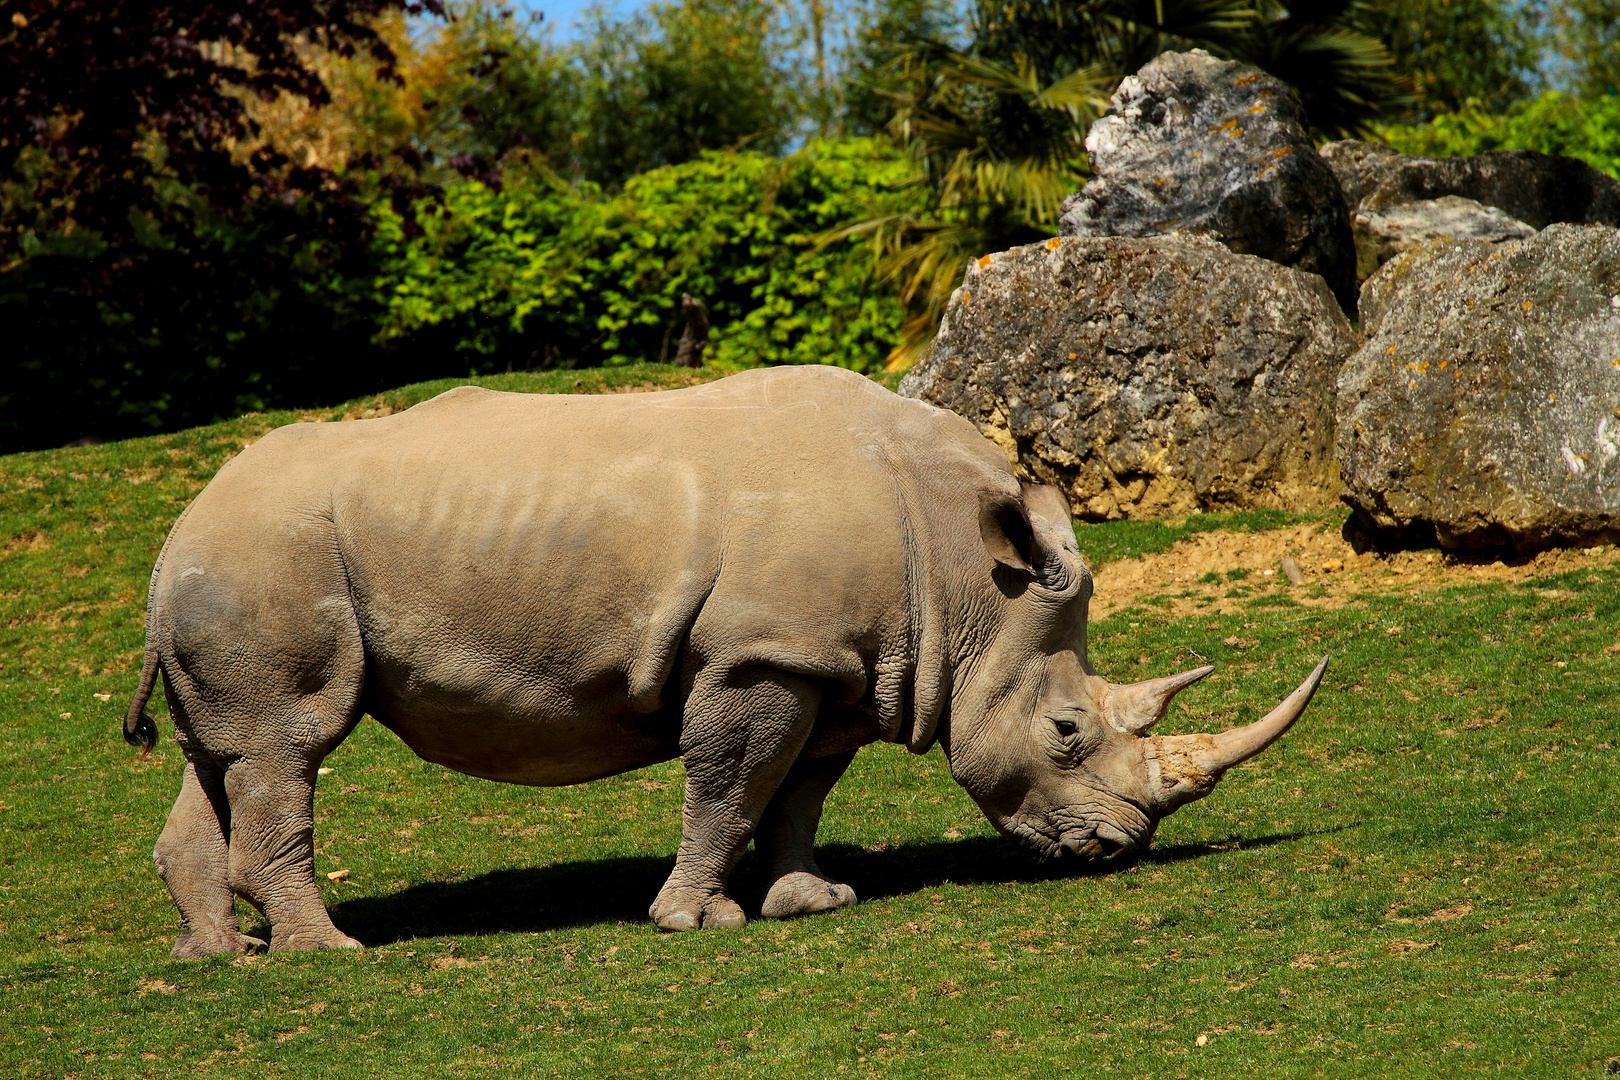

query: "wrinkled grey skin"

left=125, top=366, right=1325, bottom=957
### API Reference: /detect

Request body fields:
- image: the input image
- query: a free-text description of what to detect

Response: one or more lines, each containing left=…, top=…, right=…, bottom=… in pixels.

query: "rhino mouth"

left=1008, top=818, right=1139, bottom=864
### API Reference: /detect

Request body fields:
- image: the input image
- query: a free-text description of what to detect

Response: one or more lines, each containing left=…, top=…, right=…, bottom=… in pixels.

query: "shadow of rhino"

left=314, top=829, right=1328, bottom=946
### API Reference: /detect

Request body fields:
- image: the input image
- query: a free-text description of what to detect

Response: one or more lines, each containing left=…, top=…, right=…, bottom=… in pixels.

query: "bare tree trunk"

left=674, top=294, right=710, bottom=368
left=811, top=0, right=827, bottom=103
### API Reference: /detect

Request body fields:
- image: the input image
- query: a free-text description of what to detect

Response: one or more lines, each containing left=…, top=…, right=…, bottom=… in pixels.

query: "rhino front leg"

left=154, top=757, right=266, bottom=958
left=756, top=750, right=858, bottom=920
left=651, top=668, right=822, bottom=931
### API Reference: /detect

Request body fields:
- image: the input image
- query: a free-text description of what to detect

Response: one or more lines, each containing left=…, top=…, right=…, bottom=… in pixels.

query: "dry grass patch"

left=1090, top=520, right=1620, bottom=618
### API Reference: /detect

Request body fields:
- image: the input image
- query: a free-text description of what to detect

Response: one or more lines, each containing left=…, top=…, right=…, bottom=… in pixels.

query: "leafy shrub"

left=367, top=137, right=921, bottom=372
left=1, top=139, right=919, bottom=452
left=1375, top=92, right=1620, bottom=179
left=1, top=197, right=390, bottom=453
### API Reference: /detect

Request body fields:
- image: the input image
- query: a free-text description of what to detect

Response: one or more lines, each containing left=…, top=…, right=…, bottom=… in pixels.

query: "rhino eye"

left=1053, top=719, right=1077, bottom=737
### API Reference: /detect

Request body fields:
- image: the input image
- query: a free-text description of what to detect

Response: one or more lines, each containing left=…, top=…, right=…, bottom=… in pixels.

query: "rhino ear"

left=980, top=484, right=1084, bottom=595
left=978, top=489, right=1037, bottom=573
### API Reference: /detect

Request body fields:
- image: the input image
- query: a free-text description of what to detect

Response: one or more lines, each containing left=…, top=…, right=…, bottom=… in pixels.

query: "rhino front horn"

left=1107, top=665, right=1214, bottom=735
left=1143, top=655, right=1329, bottom=814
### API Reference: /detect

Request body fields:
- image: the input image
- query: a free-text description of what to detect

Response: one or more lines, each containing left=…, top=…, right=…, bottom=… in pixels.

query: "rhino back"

left=161, top=367, right=1006, bottom=783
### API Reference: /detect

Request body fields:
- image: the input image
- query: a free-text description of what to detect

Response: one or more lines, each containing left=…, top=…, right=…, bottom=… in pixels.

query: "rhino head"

left=942, top=483, right=1327, bottom=864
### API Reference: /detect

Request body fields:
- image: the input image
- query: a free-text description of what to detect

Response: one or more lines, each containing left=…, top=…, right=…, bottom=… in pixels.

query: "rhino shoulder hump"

left=412, top=384, right=503, bottom=410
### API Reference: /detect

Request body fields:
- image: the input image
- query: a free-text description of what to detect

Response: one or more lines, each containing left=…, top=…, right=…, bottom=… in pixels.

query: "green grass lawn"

left=2, top=365, right=1617, bottom=1077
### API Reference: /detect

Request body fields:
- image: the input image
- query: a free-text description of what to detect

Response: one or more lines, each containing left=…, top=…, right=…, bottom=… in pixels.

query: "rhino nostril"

left=1094, top=822, right=1136, bottom=858
left=1061, top=834, right=1105, bottom=858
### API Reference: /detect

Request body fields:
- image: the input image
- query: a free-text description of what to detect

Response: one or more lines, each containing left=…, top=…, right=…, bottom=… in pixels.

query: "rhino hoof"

left=651, top=893, right=746, bottom=931
left=270, top=929, right=363, bottom=953
left=761, top=873, right=858, bottom=920
left=654, top=910, right=699, bottom=932
left=170, top=928, right=268, bottom=960
left=701, top=896, right=746, bottom=929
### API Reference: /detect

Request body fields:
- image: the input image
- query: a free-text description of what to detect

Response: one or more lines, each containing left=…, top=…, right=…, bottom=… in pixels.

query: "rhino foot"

left=650, top=892, right=746, bottom=932
left=269, top=928, right=363, bottom=953
left=170, top=926, right=267, bottom=960
left=761, top=872, right=857, bottom=920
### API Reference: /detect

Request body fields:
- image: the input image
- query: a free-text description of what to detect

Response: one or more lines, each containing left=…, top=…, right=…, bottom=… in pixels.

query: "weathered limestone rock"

left=1318, top=139, right=1402, bottom=216
left=898, top=235, right=1356, bottom=520
left=1321, top=140, right=1620, bottom=280
left=1360, top=149, right=1620, bottom=230
left=1353, top=196, right=1536, bottom=280
left=1058, top=50, right=1357, bottom=314
left=1337, top=223, right=1620, bottom=552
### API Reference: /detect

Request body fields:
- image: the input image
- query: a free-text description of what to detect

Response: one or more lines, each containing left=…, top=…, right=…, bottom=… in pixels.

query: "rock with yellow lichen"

left=897, top=234, right=1354, bottom=521
left=1337, top=223, right=1620, bottom=552
left=1057, top=50, right=1356, bottom=315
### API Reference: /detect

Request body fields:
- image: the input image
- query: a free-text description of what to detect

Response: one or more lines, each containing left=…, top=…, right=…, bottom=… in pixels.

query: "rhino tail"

left=123, top=643, right=160, bottom=754
left=124, top=500, right=194, bottom=755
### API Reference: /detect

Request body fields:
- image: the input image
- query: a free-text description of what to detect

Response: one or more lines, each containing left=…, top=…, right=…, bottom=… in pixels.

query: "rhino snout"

left=1057, top=818, right=1144, bottom=861
left=1007, top=812, right=1146, bottom=863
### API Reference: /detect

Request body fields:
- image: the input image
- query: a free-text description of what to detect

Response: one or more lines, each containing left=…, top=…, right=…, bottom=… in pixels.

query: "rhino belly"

left=362, top=656, right=683, bottom=786
left=328, top=422, right=721, bottom=785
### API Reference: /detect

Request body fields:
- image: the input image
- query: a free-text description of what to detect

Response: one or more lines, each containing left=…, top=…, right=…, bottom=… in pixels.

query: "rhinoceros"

left=124, top=366, right=1325, bottom=957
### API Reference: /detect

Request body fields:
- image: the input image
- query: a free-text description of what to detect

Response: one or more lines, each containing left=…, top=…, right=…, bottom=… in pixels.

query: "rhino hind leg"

left=756, top=750, right=858, bottom=920
left=650, top=667, right=822, bottom=932
left=154, top=757, right=266, bottom=958
left=157, top=557, right=367, bottom=954
left=223, top=754, right=362, bottom=952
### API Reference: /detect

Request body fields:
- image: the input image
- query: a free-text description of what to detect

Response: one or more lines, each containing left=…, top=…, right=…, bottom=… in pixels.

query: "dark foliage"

left=0, top=203, right=421, bottom=451
left=0, top=0, right=443, bottom=452
left=570, top=0, right=794, bottom=187
left=841, top=0, right=964, bottom=137
left=1, top=0, right=442, bottom=258
left=1356, top=0, right=1540, bottom=118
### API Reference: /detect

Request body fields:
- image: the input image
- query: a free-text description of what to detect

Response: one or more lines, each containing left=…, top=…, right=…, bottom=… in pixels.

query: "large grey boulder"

left=1360, top=149, right=1620, bottom=229
left=1338, top=223, right=1620, bottom=552
left=1321, top=140, right=1620, bottom=280
left=1321, top=141, right=1620, bottom=228
left=1353, top=196, right=1536, bottom=280
left=1318, top=140, right=1403, bottom=217
left=1058, top=50, right=1357, bottom=314
left=898, top=234, right=1357, bottom=521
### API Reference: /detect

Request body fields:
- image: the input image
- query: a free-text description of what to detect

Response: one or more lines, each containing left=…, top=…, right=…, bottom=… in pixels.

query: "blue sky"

left=508, top=0, right=638, bottom=41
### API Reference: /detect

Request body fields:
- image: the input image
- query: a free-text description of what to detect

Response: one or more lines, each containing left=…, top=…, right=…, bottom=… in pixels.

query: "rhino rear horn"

left=1107, top=665, right=1213, bottom=735
left=1144, top=656, right=1329, bottom=814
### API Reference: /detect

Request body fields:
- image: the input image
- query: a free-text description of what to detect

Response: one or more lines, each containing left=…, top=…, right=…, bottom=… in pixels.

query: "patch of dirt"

left=1, top=529, right=50, bottom=558
left=1088, top=522, right=1620, bottom=619
left=1385, top=938, right=1439, bottom=957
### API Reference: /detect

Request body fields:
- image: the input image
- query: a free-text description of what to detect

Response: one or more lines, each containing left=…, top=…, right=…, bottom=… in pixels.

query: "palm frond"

left=1228, top=1, right=1409, bottom=138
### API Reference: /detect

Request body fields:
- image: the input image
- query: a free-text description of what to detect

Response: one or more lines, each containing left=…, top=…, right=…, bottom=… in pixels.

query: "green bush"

left=1, top=192, right=391, bottom=453
left=2, top=139, right=919, bottom=452
left=368, top=137, right=921, bottom=372
left=1375, top=92, right=1620, bottom=179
